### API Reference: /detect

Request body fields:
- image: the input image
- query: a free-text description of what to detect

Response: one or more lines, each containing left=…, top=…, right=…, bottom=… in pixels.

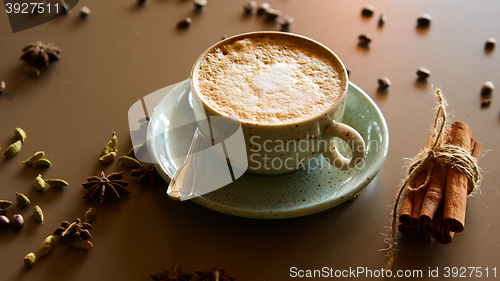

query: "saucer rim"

left=148, top=79, right=389, bottom=219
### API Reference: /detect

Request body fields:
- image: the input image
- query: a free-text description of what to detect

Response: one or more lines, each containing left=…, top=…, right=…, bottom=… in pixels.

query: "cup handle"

left=322, top=121, right=366, bottom=169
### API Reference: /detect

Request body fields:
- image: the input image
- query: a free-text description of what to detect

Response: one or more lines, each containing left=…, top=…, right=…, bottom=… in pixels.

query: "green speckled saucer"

left=148, top=79, right=389, bottom=219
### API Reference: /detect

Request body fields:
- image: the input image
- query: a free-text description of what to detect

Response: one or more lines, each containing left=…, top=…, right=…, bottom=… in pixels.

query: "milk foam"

left=253, top=63, right=295, bottom=94
left=196, top=35, right=344, bottom=125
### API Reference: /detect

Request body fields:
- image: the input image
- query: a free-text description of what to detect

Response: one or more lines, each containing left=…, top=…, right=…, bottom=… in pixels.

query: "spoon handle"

left=166, top=128, right=203, bottom=200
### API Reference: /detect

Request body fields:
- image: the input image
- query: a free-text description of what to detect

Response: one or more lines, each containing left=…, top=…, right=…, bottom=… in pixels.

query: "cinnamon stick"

left=398, top=223, right=420, bottom=237
left=410, top=171, right=428, bottom=227
left=419, top=129, right=451, bottom=225
left=436, top=226, right=454, bottom=244
left=443, top=121, right=472, bottom=233
left=432, top=205, right=443, bottom=235
left=470, top=138, right=482, bottom=159
left=432, top=205, right=454, bottom=244
left=419, top=163, right=447, bottom=224
left=420, top=220, right=435, bottom=244
left=469, top=138, right=482, bottom=188
left=400, top=135, right=433, bottom=227
left=423, top=219, right=438, bottom=234
left=399, top=191, right=414, bottom=225
left=420, top=232, right=434, bottom=244
left=433, top=140, right=481, bottom=234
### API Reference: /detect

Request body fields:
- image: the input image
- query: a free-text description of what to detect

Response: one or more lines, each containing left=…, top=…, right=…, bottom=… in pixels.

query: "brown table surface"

left=1, top=0, right=500, bottom=280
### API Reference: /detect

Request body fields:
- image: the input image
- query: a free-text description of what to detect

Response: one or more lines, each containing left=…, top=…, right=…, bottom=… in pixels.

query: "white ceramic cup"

left=190, top=32, right=365, bottom=176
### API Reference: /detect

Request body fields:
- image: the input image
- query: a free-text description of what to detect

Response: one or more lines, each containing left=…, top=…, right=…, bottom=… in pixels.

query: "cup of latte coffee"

left=190, top=31, right=366, bottom=175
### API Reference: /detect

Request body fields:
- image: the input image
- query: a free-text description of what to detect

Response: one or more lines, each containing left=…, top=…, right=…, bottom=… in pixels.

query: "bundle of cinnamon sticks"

left=398, top=121, right=482, bottom=244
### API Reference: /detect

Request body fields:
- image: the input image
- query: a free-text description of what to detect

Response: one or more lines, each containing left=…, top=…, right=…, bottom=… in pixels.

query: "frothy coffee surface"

left=195, top=35, right=344, bottom=125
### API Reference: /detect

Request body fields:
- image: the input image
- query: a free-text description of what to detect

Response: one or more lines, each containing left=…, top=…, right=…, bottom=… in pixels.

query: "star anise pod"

left=196, top=266, right=237, bottom=281
left=53, top=218, right=92, bottom=243
left=131, top=164, right=160, bottom=187
left=82, top=171, right=131, bottom=203
left=20, top=41, right=61, bottom=68
left=150, top=263, right=193, bottom=281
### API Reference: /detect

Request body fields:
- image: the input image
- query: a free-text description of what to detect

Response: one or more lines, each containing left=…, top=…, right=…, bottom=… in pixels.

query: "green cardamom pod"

left=34, top=174, right=46, bottom=191
left=0, top=200, right=12, bottom=209
left=15, top=192, right=30, bottom=208
left=84, top=207, right=97, bottom=222
left=101, top=146, right=112, bottom=158
left=101, top=132, right=118, bottom=157
left=33, top=158, right=51, bottom=168
left=23, top=65, right=40, bottom=77
left=127, top=144, right=148, bottom=161
left=24, top=252, right=36, bottom=268
left=45, top=179, right=68, bottom=188
left=3, top=140, right=22, bottom=157
left=127, top=147, right=136, bottom=158
left=14, top=127, right=27, bottom=143
left=110, top=132, right=118, bottom=148
left=119, top=155, right=141, bottom=168
left=33, top=205, right=44, bottom=223
left=71, top=239, right=93, bottom=250
left=99, top=151, right=116, bottom=164
left=22, top=151, right=45, bottom=165
left=39, top=235, right=55, bottom=258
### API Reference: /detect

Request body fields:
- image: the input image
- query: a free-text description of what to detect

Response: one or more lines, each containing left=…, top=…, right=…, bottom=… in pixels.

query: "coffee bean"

left=194, top=0, right=206, bottom=10
left=80, top=6, right=91, bottom=17
left=361, top=5, right=375, bottom=17
left=279, top=15, right=294, bottom=31
left=378, top=13, right=387, bottom=27
left=481, top=99, right=492, bottom=108
left=485, top=38, right=496, bottom=50
left=0, top=81, right=5, bottom=93
left=358, top=34, right=372, bottom=45
left=243, top=1, right=257, bottom=14
left=0, top=215, right=9, bottom=229
left=417, top=13, right=432, bottom=27
left=265, top=8, right=282, bottom=21
left=257, top=3, right=270, bottom=16
left=11, top=214, right=24, bottom=231
left=177, top=18, right=192, bottom=29
left=481, top=81, right=494, bottom=97
left=378, top=77, right=391, bottom=89
left=416, top=67, right=431, bottom=80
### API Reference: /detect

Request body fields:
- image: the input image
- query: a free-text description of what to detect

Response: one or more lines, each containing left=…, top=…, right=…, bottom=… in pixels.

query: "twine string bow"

left=385, top=88, right=482, bottom=271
